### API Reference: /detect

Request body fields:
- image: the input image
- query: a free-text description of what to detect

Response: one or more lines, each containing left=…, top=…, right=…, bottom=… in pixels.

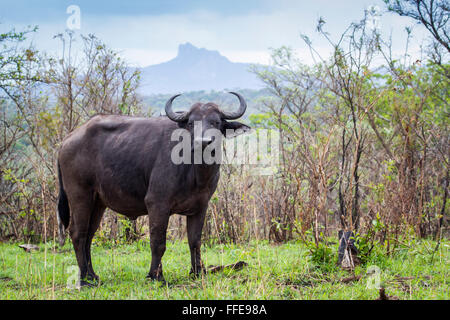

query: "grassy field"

left=0, top=238, right=448, bottom=300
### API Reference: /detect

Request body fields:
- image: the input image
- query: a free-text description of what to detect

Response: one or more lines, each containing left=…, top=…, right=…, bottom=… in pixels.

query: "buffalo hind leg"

left=69, top=203, right=94, bottom=286
left=146, top=204, right=170, bottom=282
left=85, top=197, right=106, bottom=283
left=187, top=208, right=207, bottom=277
left=68, top=187, right=99, bottom=287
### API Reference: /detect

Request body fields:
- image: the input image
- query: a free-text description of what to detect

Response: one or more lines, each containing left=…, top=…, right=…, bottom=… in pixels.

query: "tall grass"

left=0, top=238, right=448, bottom=300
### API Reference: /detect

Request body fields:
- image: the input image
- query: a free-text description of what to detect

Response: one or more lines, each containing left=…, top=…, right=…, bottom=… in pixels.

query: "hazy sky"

left=0, top=0, right=429, bottom=67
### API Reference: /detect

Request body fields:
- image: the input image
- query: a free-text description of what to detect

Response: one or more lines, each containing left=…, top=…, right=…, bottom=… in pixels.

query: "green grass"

left=0, top=238, right=448, bottom=299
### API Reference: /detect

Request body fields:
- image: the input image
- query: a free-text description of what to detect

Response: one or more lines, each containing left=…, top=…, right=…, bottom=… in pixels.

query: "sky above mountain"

left=1, top=0, right=429, bottom=67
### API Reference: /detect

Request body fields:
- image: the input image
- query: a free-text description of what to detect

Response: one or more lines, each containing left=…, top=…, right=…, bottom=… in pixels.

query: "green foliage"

left=354, top=213, right=386, bottom=265
left=301, top=230, right=337, bottom=272
left=0, top=26, right=40, bottom=87
left=308, top=241, right=336, bottom=272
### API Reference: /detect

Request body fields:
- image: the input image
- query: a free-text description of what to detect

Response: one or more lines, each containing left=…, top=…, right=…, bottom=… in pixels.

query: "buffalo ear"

left=222, top=121, right=251, bottom=138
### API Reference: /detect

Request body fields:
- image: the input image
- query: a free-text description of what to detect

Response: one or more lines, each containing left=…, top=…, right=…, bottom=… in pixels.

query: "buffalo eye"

left=209, top=119, right=220, bottom=126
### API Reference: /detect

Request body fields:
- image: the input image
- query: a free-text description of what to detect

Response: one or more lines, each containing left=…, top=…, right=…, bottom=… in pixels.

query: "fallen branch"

left=207, top=261, right=248, bottom=274
left=339, top=274, right=362, bottom=283
left=393, top=275, right=432, bottom=282
left=18, top=244, right=39, bottom=252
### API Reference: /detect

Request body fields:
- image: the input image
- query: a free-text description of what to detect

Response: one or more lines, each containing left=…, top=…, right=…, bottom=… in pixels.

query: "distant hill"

left=139, top=43, right=265, bottom=94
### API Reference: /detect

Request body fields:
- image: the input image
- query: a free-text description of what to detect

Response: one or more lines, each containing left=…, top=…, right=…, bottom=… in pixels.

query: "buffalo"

left=57, top=92, right=250, bottom=286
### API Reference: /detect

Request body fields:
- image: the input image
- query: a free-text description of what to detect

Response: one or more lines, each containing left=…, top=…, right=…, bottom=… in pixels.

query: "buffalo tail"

left=57, top=162, right=70, bottom=247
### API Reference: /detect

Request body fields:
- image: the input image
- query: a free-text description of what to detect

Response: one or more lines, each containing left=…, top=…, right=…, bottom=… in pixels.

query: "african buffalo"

left=57, top=92, right=250, bottom=286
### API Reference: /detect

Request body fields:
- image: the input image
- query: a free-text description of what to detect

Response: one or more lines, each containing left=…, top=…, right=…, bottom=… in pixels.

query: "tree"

left=384, top=0, right=449, bottom=74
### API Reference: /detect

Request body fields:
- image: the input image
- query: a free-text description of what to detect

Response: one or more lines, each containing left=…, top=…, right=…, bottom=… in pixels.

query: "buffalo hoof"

left=79, top=279, right=99, bottom=288
left=146, top=273, right=166, bottom=284
left=88, top=272, right=100, bottom=282
left=79, top=275, right=100, bottom=288
left=189, top=268, right=207, bottom=278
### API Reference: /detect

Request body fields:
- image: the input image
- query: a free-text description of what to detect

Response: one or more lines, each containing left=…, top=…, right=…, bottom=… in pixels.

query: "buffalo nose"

left=194, top=137, right=213, bottom=147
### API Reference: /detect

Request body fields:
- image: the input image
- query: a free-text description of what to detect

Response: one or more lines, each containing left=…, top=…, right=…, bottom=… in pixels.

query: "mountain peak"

left=176, top=42, right=227, bottom=62
left=140, top=43, right=264, bottom=94
left=177, top=42, right=197, bottom=55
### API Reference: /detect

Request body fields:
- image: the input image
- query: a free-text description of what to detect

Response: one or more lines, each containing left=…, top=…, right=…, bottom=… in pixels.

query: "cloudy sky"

left=0, top=0, right=429, bottom=67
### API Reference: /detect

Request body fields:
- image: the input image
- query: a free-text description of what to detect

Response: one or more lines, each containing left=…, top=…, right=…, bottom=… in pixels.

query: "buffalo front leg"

left=187, top=208, right=207, bottom=277
left=146, top=205, right=170, bottom=282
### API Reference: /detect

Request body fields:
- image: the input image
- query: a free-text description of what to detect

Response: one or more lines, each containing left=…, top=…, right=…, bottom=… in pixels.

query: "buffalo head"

left=165, top=92, right=251, bottom=151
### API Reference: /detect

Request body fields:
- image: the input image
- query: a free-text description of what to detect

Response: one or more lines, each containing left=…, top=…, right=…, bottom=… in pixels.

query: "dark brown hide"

left=57, top=93, right=250, bottom=285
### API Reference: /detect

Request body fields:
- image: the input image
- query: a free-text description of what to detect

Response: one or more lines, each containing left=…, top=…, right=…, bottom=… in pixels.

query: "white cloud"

left=117, top=48, right=176, bottom=67
left=221, top=50, right=272, bottom=64
left=80, top=9, right=322, bottom=66
left=2, top=1, right=431, bottom=68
